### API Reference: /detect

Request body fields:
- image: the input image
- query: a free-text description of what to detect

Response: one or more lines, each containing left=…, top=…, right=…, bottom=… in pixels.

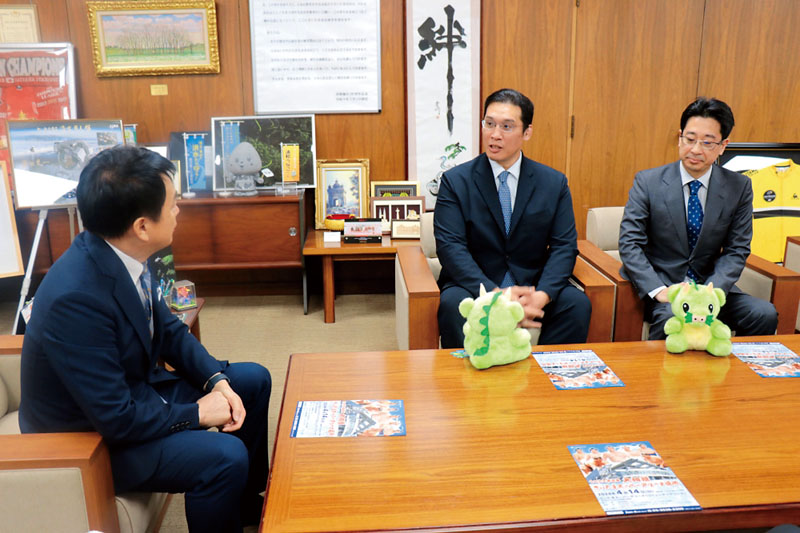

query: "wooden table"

left=262, top=337, right=800, bottom=532
left=302, top=229, right=421, bottom=323
left=172, top=296, right=205, bottom=341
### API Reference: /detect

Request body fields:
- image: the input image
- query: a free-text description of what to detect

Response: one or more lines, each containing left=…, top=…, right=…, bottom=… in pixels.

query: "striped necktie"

left=498, top=171, right=515, bottom=288
left=140, top=263, right=154, bottom=337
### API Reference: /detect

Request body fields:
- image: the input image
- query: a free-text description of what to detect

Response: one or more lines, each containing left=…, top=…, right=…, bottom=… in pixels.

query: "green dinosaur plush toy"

left=664, top=281, right=732, bottom=357
left=459, top=284, right=532, bottom=370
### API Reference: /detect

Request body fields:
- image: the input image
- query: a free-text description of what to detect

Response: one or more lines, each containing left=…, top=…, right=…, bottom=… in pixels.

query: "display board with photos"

left=0, top=43, right=77, bottom=193
left=211, top=115, right=315, bottom=192
left=7, top=119, right=124, bottom=209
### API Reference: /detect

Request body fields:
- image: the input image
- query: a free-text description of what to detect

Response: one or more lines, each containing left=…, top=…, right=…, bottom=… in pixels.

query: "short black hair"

left=483, top=88, right=534, bottom=130
left=680, top=97, right=735, bottom=140
left=77, top=145, right=175, bottom=239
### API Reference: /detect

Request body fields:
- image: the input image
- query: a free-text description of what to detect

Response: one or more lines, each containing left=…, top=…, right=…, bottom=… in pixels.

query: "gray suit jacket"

left=619, top=161, right=753, bottom=299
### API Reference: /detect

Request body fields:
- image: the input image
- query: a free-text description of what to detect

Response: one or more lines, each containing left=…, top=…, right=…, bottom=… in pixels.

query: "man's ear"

left=522, top=124, right=533, bottom=142
left=131, top=216, right=149, bottom=241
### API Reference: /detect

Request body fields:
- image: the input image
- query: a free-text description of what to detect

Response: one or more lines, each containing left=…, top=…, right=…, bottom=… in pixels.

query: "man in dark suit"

left=435, top=88, right=591, bottom=348
left=619, top=97, right=777, bottom=339
left=19, top=146, right=271, bottom=533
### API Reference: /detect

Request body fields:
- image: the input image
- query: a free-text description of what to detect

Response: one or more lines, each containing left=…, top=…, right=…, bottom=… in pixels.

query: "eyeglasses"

left=481, top=119, right=518, bottom=133
left=679, top=135, right=723, bottom=151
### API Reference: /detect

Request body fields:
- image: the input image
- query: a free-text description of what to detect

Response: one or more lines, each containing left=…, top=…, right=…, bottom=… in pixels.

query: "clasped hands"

left=196, top=380, right=246, bottom=432
left=496, top=285, right=551, bottom=329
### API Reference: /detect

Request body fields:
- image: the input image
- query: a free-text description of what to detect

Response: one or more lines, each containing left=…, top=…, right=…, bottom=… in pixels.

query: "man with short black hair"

left=435, top=88, right=591, bottom=348
left=20, top=145, right=271, bottom=532
left=619, top=97, right=778, bottom=339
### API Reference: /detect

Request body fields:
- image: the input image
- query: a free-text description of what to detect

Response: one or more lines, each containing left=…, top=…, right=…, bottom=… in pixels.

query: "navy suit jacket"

left=618, top=161, right=753, bottom=299
left=434, top=152, right=578, bottom=300
left=20, top=231, right=225, bottom=487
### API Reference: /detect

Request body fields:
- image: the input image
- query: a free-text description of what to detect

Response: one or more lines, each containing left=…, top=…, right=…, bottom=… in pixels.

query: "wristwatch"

left=204, top=371, right=230, bottom=393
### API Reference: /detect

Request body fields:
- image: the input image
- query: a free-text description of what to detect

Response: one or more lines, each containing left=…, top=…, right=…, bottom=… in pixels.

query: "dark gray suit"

left=619, top=161, right=777, bottom=338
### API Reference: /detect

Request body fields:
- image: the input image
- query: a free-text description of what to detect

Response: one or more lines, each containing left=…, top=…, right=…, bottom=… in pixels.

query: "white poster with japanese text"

left=407, top=0, right=480, bottom=208
left=250, top=0, right=381, bottom=114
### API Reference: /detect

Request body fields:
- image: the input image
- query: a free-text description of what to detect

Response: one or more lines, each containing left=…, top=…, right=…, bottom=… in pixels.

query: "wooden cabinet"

left=14, top=191, right=306, bottom=273
left=171, top=192, right=305, bottom=270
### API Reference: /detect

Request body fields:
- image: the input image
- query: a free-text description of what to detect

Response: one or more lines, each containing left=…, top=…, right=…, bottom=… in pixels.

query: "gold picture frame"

left=315, top=159, right=370, bottom=229
left=86, top=1, right=220, bottom=77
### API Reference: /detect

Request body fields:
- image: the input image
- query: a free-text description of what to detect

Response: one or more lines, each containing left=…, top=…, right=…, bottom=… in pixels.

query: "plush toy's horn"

left=479, top=284, right=487, bottom=297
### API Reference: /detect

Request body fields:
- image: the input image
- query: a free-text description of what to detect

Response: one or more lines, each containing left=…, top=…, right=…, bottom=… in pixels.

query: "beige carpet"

left=1, top=292, right=396, bottom=532
left=160, top=293, right=397, bottom=532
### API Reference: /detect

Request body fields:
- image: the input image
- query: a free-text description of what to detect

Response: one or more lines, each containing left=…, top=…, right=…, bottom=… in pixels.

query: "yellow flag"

left=281, top=143, right=300, bottom=182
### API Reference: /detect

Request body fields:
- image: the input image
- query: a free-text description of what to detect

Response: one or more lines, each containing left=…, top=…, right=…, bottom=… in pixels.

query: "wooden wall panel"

left=481, top=0, right=572, bottom=173
left=698, top=0, right=800, bottom=142
left=314, top=0, right=407, bottom=182
left=568, top=0, right=705, bottom=236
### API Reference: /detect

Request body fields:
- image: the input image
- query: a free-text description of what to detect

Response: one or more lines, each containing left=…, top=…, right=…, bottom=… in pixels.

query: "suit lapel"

left=696, top=165, right=726, bottom=251
left=85, top=232, right=153, bottom=353
left=662, top=163, right=690, bottom=254
left=510, top=156, right=536, bottom=235
left=472, top=154, right=507, bottom=236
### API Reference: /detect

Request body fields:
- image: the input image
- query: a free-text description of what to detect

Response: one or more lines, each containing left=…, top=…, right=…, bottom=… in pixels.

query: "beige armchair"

left=395, top=212, right=615, bottom=350
left=579, top=207, right=800, bottom=340
left=781, top=236, right=800, bottom=333
left=0, top=335, right=170, bottom=533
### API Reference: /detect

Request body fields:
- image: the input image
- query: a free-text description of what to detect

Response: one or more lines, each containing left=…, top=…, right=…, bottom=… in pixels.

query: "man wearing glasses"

left=619, top=97, right=777, bottom=339
left=434, top=88, right=591, bottom=348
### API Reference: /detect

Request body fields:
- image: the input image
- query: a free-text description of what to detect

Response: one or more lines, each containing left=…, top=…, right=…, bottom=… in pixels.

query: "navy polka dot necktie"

left=498, top=171, right=515, bottom=288
left=686, top=180, right=703, bottom=281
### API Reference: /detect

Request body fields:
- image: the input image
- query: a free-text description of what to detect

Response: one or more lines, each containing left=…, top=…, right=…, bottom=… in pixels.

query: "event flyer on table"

left=290, top=399, right=406, bottom=438
left=532, top=350, right=624, bottom=389
left=568, top=441, right=701, bottom=515
left=731, top=342, right=800, bottom=377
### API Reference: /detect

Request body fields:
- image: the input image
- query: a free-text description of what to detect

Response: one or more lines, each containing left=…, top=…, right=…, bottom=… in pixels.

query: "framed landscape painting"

left=315, top=159, right=369, bottom=229
left=86, top=0, right=220, bottom=77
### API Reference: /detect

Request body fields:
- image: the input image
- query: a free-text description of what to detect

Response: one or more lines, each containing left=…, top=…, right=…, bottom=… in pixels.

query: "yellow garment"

left=744, top=159, right=800, bottom=262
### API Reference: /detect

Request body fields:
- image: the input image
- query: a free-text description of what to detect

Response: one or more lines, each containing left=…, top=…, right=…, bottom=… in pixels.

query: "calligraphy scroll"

left=407, top=0, right=480, bottom=208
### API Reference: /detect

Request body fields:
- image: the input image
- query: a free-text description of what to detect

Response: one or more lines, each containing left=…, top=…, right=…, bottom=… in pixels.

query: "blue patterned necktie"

left=498, top=171, right=515, bottom=287
left=686, top=180, right=704, bottom=282
left=140, top=263, right=154, bottom=337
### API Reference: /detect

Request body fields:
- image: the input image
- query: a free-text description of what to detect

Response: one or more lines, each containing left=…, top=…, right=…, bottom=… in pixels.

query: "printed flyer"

left=532, top=350, right=624, bottom=390
left=568, top=441, right=701, bottom=515
left=731, top=342, right=800, bottom=378
left=290, top=399, right=406, bottom=438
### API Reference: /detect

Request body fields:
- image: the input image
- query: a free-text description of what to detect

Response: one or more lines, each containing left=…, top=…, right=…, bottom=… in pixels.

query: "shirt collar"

left=488, top=151, right=522, bottom=181
left=679, top=161, right=713, bottom=189
left=105, top=240, right=145, bottom=287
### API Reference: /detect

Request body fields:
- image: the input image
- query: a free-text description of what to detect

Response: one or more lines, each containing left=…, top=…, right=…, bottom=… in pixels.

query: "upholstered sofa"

left=0, top=335, right=170, bottom=533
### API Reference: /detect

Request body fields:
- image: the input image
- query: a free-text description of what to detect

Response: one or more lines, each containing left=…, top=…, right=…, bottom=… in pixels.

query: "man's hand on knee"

left=505, top=286, right=549, bottom=329
left=197, top=391, right=233, bottom=428
left=213, top=380, right=246, bottom=432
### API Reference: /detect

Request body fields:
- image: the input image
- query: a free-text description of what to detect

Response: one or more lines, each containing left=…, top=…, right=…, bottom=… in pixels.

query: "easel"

left=12, top=206, right=81, bottom=334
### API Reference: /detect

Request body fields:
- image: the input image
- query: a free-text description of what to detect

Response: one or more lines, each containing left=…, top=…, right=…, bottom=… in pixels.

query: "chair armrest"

left=571, top=256, right=614, bottom=342
left=0, top=335, right=23, bottom=355
left=0, top=432, right=120, bottom=533
left=396, top=246, right=440, bottom=349
left=745, top=254, right=800, bottom=334
left=578, top=240, right=644, bottom=341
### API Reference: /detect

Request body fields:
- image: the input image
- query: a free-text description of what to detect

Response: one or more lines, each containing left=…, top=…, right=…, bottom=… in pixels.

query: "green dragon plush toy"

left=459, top=284, right=532, bottom=369
left=664, top=281, right=732, bottom=357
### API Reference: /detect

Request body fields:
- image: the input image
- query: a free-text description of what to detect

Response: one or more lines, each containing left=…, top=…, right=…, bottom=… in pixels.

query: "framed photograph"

left=0, top=5, right=41, bottom=43
left=370, top=196, right=425, bottom=234
left=86, top=0, right=220, bottom=77
left=0, top=43, right=76, bottom=193
left=211, top=115, right=316, bottom=192
left=370, top=180, right=419, bottom=197
left=123, top=123, right=137, bottom=145
left=315, top=159, right=369, bottom=229
left=168, top=130, right=212, bottom=193
left=718, top=143, right=800, bottom=174
left=391, top=219, right=421, bottom=239
left=7, top=119, right=124, bottom=209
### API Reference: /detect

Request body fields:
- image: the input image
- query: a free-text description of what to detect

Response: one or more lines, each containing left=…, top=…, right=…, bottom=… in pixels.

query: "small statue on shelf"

left=225, top=141, right=264, bottom=196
